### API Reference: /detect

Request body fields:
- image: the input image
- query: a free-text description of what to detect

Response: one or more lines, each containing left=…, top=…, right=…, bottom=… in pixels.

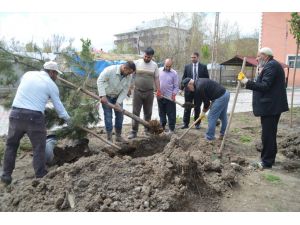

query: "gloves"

left=199, top=112, right=206, bottom=120
left=127, top=89, right=132, bottom=97
left=156, top=89, right=162, bottom=98
left=171, top=94, right=176, bottom=101
left=237, top=72, right=248, bottom=84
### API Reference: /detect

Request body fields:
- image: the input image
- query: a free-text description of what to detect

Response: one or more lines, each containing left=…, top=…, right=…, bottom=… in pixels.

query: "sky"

left=1, top=0, right=300, bottom=224
left=0, top=0, right=298, bottom=53
left=0, top=12, right=262, bottom=51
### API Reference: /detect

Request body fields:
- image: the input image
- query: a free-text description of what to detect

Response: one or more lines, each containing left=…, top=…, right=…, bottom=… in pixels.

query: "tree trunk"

left=290, top=41, right=299, bottom=128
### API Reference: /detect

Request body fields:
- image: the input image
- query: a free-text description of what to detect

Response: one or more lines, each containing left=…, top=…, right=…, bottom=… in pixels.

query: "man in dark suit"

left=180, top=52, right=209, bottom=129
left=238, top=47, right=289, bottom=169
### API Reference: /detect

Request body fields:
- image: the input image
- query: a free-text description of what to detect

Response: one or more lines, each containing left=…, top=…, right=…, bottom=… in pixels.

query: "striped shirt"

left=133, top=59, right=159, bottom=91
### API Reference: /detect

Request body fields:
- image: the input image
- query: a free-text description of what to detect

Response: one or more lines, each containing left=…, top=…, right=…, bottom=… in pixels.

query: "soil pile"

left=0, top=135, right=243, bottom=212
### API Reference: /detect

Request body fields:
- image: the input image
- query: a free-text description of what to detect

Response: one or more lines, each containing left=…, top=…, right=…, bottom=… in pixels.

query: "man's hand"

left=237, top=72, right=248, bottom=84
left=171, top=94, right=176, bottom=101
left=114, top=103, right=122, bottom=111
left=156, top=89, right=162, bottom=98
left=199, top=111, right=206, bottom=120
left=100, top=96, right=108, bottom=104
left=127, top=89, right=132, bottom=97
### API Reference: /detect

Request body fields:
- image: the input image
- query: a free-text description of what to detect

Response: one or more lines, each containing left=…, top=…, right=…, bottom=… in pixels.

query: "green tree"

left=0, top=38, right=100, bottom=140
left=289, top=12, right=300, bottom=127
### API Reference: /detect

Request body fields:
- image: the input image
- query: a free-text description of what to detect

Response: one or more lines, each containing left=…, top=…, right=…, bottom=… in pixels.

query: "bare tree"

left=51, top=34, right=66, bottom=53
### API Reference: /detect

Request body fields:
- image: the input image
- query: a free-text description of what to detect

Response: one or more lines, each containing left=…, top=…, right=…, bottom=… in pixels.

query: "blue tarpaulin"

left=71, top=55, right=126, bottom=77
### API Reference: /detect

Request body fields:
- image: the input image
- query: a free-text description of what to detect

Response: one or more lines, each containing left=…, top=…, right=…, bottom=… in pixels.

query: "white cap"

left=43, top=61, right=62, bottom=74
left=259, top=47, right=273, bottom=56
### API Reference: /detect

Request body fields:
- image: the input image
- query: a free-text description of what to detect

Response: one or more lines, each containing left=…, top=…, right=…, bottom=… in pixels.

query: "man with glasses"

left=238, top=47, right=288, bottom=169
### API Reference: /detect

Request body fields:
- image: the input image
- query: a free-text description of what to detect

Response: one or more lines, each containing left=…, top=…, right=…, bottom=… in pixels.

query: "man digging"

left=97, top=61, right=136, bottom=142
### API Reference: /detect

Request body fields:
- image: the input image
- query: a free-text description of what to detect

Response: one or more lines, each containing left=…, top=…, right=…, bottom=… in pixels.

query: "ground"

left=0, top=108, right=299, bottom=212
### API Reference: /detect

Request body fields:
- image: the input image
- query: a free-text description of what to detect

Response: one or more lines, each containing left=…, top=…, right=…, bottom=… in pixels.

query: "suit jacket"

left=180, top=62, right=209, bottom=90
left=246, top=59, right=289, bottom=117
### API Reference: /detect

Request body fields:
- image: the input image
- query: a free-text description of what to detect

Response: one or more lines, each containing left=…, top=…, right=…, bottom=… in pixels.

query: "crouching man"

left=182, top=78, right=230, bottom=142
left=97, top=61, right=136, bottom=142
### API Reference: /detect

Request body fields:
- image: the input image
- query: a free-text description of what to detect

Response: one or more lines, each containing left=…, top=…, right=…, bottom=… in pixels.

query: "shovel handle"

left=57, top=76, right=150, bottom=128
left=79, top=126, right=121, bottom=150
left=218, top=57, right=247, bottom=155
left=178, top=115, right=203, bottom=140
left=154, top=92, right=184, bottom=107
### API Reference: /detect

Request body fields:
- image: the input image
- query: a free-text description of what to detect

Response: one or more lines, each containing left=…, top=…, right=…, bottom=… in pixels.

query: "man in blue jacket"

left=238, top=47, right=289, bottom=169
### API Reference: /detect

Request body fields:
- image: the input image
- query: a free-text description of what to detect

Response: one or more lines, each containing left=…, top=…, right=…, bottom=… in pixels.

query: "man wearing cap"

left=1, top=61, right=71, bottom=185
left=238, top=47, right=288, bottom=169
left=182, top=77, right=230, bottom=142
left=180, top=52, right=209, bottom=130
left=97, top=61, right=136, bottom=142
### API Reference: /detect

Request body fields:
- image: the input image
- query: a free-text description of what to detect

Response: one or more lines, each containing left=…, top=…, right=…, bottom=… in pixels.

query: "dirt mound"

left=279, top=132, right=300, bottom=159
left=0, top=134, right=243, bottom=212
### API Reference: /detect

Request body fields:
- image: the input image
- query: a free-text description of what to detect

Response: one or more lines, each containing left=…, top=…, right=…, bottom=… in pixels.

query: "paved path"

left=1, top=89, right=299, bottom=135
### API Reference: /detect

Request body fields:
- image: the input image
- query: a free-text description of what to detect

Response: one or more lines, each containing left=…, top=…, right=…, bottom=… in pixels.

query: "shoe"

left=205, top=138, right=214, bottom=144
left=1, top=175, right=12, bottom=185
left=107, top=132, right=112, bottom=141
left=115, top=129, right=126, bottom=142
left=165, top=130, right=175, bottom=136
left=251, top=161, right=272, bottom=170
left=181, top=124, right=188, bottom=129
left=195, top=124, right=201, bottom=129
left=127, top=132, right=137, bottom=139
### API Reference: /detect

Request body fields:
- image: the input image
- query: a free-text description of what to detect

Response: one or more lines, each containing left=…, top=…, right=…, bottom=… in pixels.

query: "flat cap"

left=259, top=47, right=273, bottom=56
left=182, top=78, right=191, bottom=88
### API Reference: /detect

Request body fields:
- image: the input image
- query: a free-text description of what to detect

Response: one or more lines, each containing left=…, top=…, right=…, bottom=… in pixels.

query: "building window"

left=287, top=55, right=300, bottom=68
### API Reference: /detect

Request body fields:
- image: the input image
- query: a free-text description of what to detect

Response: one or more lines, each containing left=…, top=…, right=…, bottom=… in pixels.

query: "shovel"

left=218, top=57, right=247, bottom=156
left=153, top=92, right=194, bottom=109
left=178, top=114, right=205, bottom=140
left=57, top=76, right=158, bottom=132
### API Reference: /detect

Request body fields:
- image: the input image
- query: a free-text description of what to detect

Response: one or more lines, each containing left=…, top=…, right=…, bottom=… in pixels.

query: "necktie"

left=193, top=63, right=197, bottom=80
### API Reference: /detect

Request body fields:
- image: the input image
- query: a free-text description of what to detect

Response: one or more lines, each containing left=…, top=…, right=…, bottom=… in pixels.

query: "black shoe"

left=1, top=175, right=12, bottom=185
left=181, top=125, right=188, bottom=129
left=195, top=124, right=201, bottom=129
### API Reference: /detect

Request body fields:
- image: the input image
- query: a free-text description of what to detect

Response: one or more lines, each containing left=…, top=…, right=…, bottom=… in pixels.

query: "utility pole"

left=210, top=12, right=220, bottom=82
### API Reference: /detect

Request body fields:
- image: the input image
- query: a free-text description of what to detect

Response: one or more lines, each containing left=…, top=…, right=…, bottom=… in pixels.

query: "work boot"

left=127, top=131, right=137, bottom=139
left=181, top=124, right=188, bottom=129
left=1, top=175, right=12, bottom=185
left=107, top=132, right=112, bottom=141
left=115, top=129, right=126, bottom=142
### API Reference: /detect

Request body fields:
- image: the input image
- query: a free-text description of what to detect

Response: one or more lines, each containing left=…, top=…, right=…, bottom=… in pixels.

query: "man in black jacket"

left=180, top=52, right=209, bottom=129
left=238, top=47, right=289, bottom=169
left=182, top=78, right=230, bottom=142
